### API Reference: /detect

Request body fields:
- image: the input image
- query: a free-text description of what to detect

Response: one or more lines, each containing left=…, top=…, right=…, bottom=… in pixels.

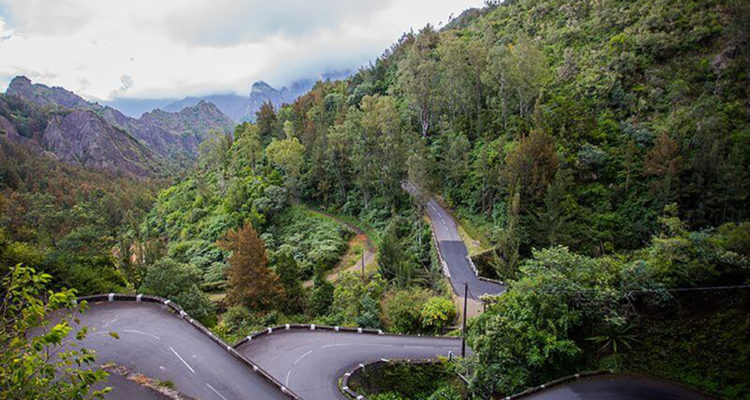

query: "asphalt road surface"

left=521, top=375, right=713, bottom=400
left=68, top=301, right=289, bottom=400
left=425, top=198, right=505, bottom=299
left=236, top=329, right=464, bottom=400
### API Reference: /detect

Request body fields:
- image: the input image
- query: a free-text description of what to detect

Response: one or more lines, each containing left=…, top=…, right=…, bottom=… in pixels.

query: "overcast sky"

left=0, top=0, right=484, bottom=100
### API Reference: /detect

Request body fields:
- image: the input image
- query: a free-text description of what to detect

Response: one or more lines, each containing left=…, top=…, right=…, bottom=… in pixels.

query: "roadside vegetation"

left=1, top=0, right=748, bottom=398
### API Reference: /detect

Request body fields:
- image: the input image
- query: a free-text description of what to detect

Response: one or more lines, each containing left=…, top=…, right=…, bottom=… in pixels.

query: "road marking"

left=169, top=346, right=195, bottom=373
left=123, top=329, right=160, bottom=340
left=294, top=349, right=314, bottom=364
left=285, top=369, right=291, bottom=385
left=206, top=383, right=229, bottom=400
left=321, top=343, right=347, bottom=349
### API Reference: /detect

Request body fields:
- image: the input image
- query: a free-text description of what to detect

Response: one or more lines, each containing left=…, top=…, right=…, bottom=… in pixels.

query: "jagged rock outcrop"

left=1, top=77, right=235, bottom=177
left=42, top=110, right=160, bottom=177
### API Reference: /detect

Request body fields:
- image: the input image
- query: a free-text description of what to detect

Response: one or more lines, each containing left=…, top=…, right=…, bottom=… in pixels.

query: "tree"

left=482, top=35, right=547, bottom=128
left=218, top=223, right=284, bottom=311
left=274, top=249, right=304, bottom=314
left=420, top=296, right=456, bottom=333
left=437, top=33, right=488, bottom=134
left=503, top=130, right=559, bottom=210
left=643, top=132, right=682, bottom=206
left=358, top=95, right=407, bottom=206
left=265, top=137, right=305, bottom=197
left=377, top=222, right=404, bottom=282
left=231, top=124, right=262, bottom=174
left=0, top=265, right=110, bottom=400
left=309, top=265, right=334, bottom=317
left=198, top=131, right=233, bottom=176
left=398, top=25, right=440, bottom=136
left=256, top=101, right=279, bottom=144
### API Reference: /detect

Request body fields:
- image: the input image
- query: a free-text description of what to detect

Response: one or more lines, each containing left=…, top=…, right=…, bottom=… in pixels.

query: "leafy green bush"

left=266, top=206, right=351, bottom=279
left=381, top=288, right=431, bottom=333
left=139, top=258, right=216, bottom=326
left=420, top=297, right=457, bottom=333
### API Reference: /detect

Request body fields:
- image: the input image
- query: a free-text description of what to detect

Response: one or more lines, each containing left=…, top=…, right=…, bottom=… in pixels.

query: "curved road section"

left=236, top=329, right=463, bottom=400
left=425, top=198, right=505, bottom=299
left=69, top=301, right=290, bottom=400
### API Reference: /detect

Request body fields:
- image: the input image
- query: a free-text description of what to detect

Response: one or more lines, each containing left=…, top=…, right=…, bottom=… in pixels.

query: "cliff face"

left=1, top=77, right=235, bottom=177
left=42, top=110, right=161, bottom=177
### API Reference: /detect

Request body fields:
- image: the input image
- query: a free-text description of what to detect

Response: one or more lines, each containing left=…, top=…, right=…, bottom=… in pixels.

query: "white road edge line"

left=285, top=369, right=291, bottom=385
left=294, top=349, right=314, bottom=364
left=206, top=383, right=229, bottom=400
left=169, top=346, right=195, bottom=373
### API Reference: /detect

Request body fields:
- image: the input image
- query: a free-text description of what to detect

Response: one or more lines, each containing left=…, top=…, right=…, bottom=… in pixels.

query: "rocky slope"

left=1, top=76, right=235, bottom=177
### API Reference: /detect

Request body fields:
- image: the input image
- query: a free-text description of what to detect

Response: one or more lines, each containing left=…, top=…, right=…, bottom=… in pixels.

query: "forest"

left=2, top=0, right=748, bottom=399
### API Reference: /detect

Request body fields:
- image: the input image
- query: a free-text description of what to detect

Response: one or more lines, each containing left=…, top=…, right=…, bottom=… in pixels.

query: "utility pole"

left=462, top=282, right=468, bottom=358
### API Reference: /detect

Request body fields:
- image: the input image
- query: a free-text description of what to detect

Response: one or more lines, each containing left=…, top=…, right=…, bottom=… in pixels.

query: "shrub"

left=381, top=288, right=431, bottom=334
left=420, top=297, right=457, bottom=333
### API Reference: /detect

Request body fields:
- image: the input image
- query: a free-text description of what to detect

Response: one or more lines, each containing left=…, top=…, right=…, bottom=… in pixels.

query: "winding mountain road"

left=69, top=301, right=290, bottom=400
left=236, top=329, right=462, bottom=399
left=424, top=198, right=505, bottom=299
left=67, top=299, right=460, bottom=400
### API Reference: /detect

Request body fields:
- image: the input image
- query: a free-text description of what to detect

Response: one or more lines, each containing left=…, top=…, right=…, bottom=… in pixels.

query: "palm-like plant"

left=586, top=324, right=641, bottom=354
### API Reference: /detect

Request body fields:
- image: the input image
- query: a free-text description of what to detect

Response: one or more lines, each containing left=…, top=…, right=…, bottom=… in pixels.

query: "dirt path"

left=302, top=208, right=377, bottom=288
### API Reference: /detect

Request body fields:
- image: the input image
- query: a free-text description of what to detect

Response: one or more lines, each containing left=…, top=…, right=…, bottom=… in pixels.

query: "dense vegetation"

left=1, top=0, right=748, bottom=398
left=0, top=131, right=159, bottom=295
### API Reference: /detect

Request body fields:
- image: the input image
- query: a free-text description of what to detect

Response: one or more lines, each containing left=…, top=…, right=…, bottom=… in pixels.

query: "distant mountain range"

left=104, top=70, right=351, bottom=121
left=1, top=76, right=235, bottom=178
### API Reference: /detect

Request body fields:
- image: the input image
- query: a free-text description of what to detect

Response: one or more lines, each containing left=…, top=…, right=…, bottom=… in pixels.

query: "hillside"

left=3, top=76, right=235, bottom=176
left=2, top=1, right=748, bottom=399
left=132, top=0, right=748, bottom=397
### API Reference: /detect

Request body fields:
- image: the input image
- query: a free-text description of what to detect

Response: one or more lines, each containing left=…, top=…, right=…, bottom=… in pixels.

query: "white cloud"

left=0, top=0, right=485, bottom=100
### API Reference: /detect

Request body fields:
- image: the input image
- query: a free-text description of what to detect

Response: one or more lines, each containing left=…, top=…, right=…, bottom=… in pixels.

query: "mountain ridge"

left=2, top=76, right=235, bottom=178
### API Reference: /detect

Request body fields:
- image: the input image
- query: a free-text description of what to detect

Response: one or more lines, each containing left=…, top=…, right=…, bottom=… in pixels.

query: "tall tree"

left=256, top=101, right=279, bottom=144
left=398, top=25, right=440, bottom=136
left=274, top=249, right=304, bottom=314
left=266, top=137, right=305, bottom=197
left=218, top=223, right=284, bottom=311
left=644, top=132, right=682, bottom=207
left=503, top=130, right=560, bottom=211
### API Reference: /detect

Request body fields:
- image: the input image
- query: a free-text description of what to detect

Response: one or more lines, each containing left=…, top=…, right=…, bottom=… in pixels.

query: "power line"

left=463, top=283, right=750, bottom=296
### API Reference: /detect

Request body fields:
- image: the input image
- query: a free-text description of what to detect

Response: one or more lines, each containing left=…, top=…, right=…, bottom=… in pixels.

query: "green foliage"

left=381, top=288, right=431, bottom=334
left=328, top=272, right=387, bottom=327
left=467, top=221, right=750, bottom=397
left=266, top=206, right=351, bottom=279
left=420, top=297, right=457, bottom=333
left=274, top=249, right=304, bottom=314
left=139, top=258, right=216, bottom=326
left=309, top=268, right=335, bottom=317
left=349, top=361, right=464, bottom=400
left=0, top=265, right=110, bottom=399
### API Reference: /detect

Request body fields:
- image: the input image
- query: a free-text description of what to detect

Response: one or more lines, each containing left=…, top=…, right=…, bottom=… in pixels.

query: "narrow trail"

left=301, top=207, right=377, bottom=288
